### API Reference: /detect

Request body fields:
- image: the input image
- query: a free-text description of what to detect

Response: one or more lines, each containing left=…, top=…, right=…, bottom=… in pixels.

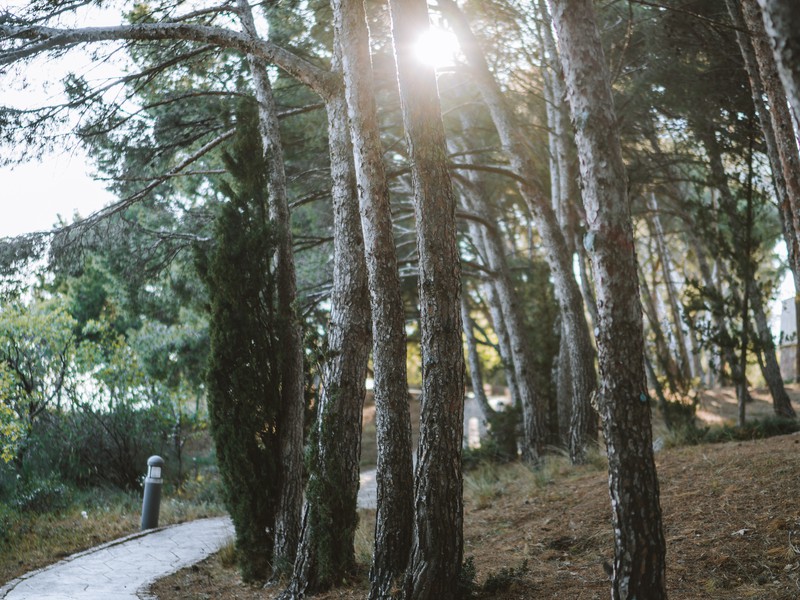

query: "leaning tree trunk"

left=441, top=0, right=597, bottom=464
left=236, top=0, right=304, bottom=573
left=330, top=0, right=414, bottom=597
left=451, top=123, right=545, bottom=462
left=281, top=50, right=373, bottom=596
left=756, top=0, right=800, bottom=121
left=548, top=2, right=667, bottom=599
left=461, top=293, right=493, bottom=420
left=647, top=194, right=694, bottom=384
left=387, top=2, right=465, bottom=598
left=460, top=292, right=520, bottom=458
left=732, top=0, right=800, bottom=290
left=483, top=283, right=523, bottom=410
left=748, top=280, right=796, bottom=417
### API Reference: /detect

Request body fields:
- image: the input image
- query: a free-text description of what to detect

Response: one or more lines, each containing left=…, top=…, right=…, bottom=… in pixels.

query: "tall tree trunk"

left=756, top=0, right=800, bottom=121
left=638, top=260, right=682, bottom=396
left=647, top=193, right=694, bottom=384
left=441, top=0, right=597, bottom=464
left=460, top=293, right=520, bottom=458
left=331, top=0, right=415, bottom=596
left=748, top=280, right=796, bottom=417
left=700, top=125, right=785, bottom=413
left=461, top=293, right=492, bottom=419
left=549, top=2, right=667, bottom=599
left=451, top=125, right=546, bottom=462
left=281, top=52, right=373, bottom=596
left=236, top=0, right=304, bottom=573
left=483, top=284, right=522, bottom=410
left=387, top=2, right=465, bottom=598
left=689, top=231, right=755, bottom=401
left=732, top=0, right=800, bottom=289
left=736, top=0, right=800, bottom=382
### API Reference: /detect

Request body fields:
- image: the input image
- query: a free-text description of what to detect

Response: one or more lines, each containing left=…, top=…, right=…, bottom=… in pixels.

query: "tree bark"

left=483, top=284, right=522, bottom=410
left=330, top=0, right=415, bottom=596
left=756, top=0, right=800, bottom=122
left=387, top=2, right=465, bottom=598
left=548, top=2, right=667, bottom=598
left=236, top=0, right=304, bottom=573
left=281, top=49, right=373, bottom=596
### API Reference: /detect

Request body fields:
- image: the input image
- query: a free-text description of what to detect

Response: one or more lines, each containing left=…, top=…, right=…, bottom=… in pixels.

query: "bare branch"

left=1, top=21, right=339, bottom=98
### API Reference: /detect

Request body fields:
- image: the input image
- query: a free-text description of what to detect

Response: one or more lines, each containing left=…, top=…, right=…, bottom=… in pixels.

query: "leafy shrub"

left=24, top=403, right=175, bottom=491
left=666, top=416, right=800, bottom=447
left=482, top=559, right=530, bottom=593
left=12, top=476, right=70, bottom=514
left=458, top=555, right=477, bottom=598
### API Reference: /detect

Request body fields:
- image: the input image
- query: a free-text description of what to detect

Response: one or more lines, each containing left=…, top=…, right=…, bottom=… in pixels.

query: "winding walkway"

left=0, top=470, right=378, bottom=600
left=0, top=517, right=234, bottom=600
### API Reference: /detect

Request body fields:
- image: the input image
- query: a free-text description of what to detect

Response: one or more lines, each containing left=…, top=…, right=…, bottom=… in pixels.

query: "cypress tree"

left=198, top=102, right=282, bottom=582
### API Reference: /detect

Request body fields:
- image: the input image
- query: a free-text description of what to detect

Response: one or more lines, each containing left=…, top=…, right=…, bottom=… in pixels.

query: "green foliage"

left=457, top=555, right=477, bottom=598
left=666, top=416, right=800, bottom=448
left=462, top=427, right=518, bottom=472
left=197, top=101, right=282, bottom=582
left=10, top=476, right=70, bottom=514
left=482, top=559, right=530, bottom=593
left=0, top=300, right=78, bottom=463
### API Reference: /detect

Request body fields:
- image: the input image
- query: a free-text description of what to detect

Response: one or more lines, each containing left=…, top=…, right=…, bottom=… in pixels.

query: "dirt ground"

left=150, top=386, right=800, bottom=599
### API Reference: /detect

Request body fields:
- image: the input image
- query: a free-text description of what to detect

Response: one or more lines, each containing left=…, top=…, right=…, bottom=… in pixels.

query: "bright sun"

left=414, top=26, right=460, bottom=69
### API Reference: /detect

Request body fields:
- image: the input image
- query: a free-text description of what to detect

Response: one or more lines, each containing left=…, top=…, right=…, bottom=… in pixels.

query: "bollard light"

left=141, top=455, right=165, bottom=531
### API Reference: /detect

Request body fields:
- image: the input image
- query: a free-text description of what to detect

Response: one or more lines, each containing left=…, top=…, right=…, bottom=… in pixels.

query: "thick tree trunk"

left=387, top=2, right=465, bottom=598
left=236, top=0, right=304, bottom=573
left=756, top=0, right=800, bottom=121
left=441, top=0, right=597, bottom=464
left=549, top=2, right=667, bottom=599
left=281, top=56, right=373, bottom=596
left=330, top=1, right=415, bottom=597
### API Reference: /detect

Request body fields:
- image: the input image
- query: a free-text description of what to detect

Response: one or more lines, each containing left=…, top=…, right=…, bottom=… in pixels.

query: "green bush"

left=667, top=415, right=800, bottom=447
left=11, top=476, right=71, bottom=514
left=24, top=404, right=175, bottom=491
left=482, top=559, right=530, bottom=593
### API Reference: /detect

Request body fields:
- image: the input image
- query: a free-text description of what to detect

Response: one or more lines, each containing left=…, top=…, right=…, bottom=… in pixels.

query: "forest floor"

left=150, top=385, right=800, bottom=599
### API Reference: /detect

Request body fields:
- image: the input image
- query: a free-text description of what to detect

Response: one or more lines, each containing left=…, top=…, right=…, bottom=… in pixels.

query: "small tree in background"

left=197, top=102, right=283, bottom=582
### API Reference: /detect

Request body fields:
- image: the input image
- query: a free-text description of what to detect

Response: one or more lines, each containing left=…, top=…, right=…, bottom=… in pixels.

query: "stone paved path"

left=0, top=472, right=377, bottom=600
left=0, top=517, right=233, bottom=600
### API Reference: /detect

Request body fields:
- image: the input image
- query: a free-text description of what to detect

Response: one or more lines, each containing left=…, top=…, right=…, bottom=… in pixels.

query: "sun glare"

left=414, top=26, right=460, bottom=69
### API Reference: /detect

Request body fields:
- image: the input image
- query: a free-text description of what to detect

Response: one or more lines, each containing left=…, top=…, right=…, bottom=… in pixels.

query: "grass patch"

left=354, top=509, right=376, bottom=567
left=0, top=470, right=225, bottom=586
left=665, top=415, right=800, bottom=448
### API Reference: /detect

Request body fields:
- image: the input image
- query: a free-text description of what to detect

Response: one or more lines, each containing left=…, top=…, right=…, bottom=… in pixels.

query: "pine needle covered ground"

left=150, top=386, right=800, bottom=599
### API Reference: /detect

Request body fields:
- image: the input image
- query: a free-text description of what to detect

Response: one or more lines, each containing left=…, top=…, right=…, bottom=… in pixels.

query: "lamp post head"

left=147, top=455, right=165, bottom=481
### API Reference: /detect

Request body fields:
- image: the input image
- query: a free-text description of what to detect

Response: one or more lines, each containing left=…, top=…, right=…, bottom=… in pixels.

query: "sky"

left=0, top=151, right=114, bottom=238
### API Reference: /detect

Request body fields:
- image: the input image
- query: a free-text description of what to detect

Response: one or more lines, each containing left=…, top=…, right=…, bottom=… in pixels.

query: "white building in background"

left=780, top=298, right=798, bottom=381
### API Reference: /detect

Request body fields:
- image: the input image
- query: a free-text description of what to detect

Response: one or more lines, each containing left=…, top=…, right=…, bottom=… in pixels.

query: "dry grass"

left=0, top=486, right=226, bottom=586
left=150, top=386, right=800, bottom=599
